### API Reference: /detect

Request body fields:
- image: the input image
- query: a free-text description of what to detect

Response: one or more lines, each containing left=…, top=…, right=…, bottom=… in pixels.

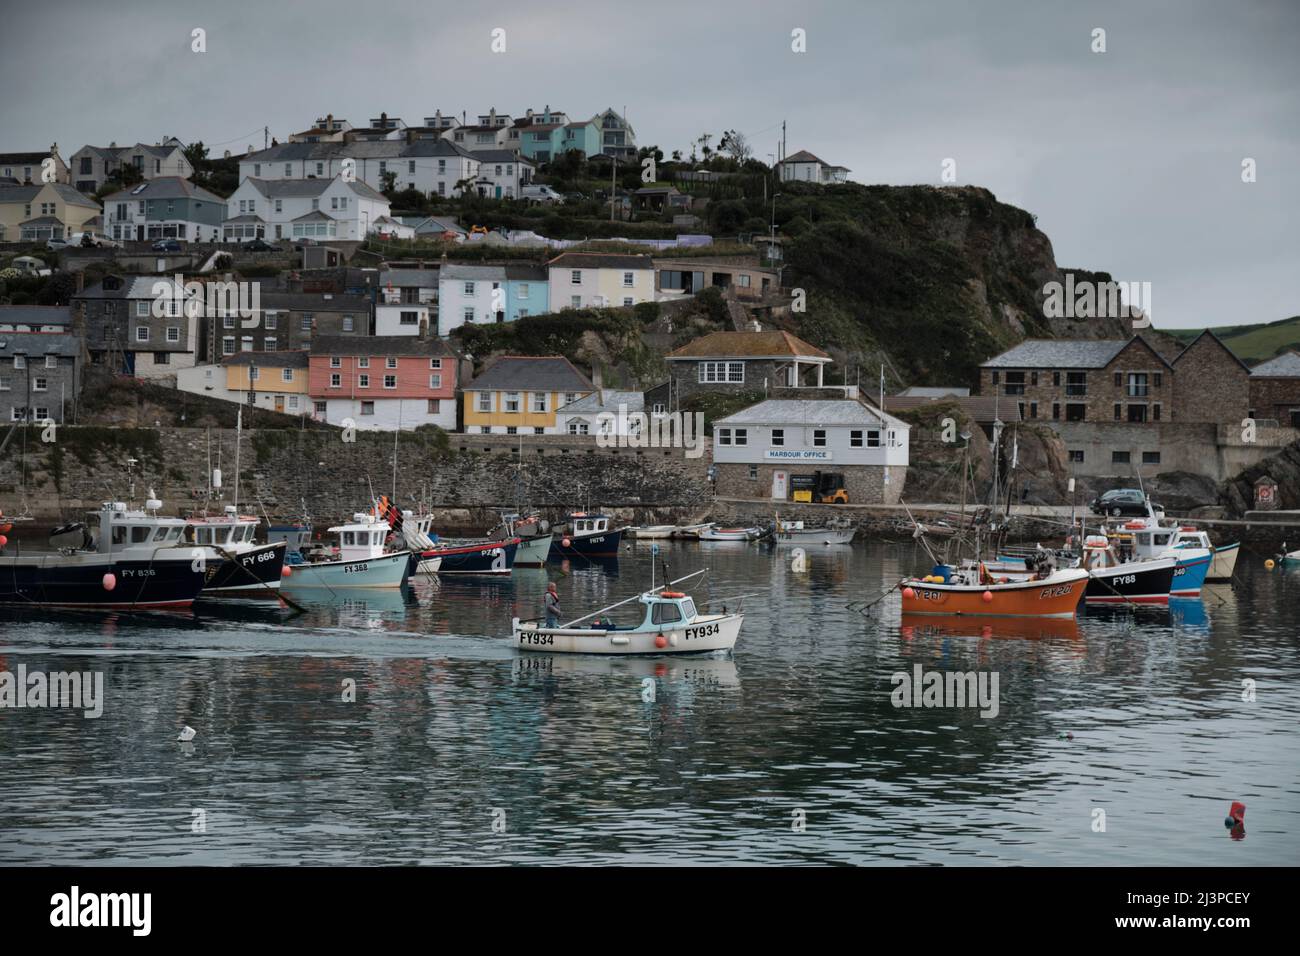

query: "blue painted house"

left=513, top=108, right=601, bottom=163
left=505, top=264, right=549, bottom=321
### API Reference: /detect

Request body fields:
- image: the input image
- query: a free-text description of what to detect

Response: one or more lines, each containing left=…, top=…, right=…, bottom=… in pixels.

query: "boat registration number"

left=1039, top=585, right=1075, bottom=598
left=520, top=632, right=554, bottom=646
left=1111, top=574, right=1136, bottom=585
left=344, top=563, right=369, bottom=573
left=685, top=623, right=720, bottom=640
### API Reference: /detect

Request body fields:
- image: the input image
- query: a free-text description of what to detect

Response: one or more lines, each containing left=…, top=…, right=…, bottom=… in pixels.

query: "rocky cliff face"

left=1219, top=438, right=1300, bottom=514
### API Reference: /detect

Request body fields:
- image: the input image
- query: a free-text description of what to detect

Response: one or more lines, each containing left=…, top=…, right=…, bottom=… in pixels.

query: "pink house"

left=308, top=334, right=458, bottom=430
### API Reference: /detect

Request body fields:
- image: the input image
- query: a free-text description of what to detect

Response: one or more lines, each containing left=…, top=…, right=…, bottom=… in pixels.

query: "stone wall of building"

left=1171, top=335, right=1250, bottom=423
left=713, top=461, right=904, bottom=505
left=1249, top=377, right=1300, bottom=425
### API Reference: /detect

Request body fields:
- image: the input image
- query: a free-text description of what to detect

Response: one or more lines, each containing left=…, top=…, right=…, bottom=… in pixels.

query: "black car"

left=244, top=239, right=277, bottom=251
left=1089, top=488, right=1149, bottom=517
left=151, top=238, right=182, bottom=253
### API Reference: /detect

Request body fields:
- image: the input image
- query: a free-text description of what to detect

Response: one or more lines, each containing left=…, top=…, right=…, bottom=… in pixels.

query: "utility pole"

left=610, top=156, right=617, bottom=222
left=264, top=126, right=269, bottom=150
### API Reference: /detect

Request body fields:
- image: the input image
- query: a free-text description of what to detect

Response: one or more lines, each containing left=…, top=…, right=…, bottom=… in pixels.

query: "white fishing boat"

left=511, top=570, right=742, bottom=655
left=697, top=525, right=762, bottom=541
left=672, top=523, right=712, bottom=539
left=283, top=513, right=411, bottom=589
left=492, top=512, right=553, bottom=567
left=773, top=519, right=855, bottom=545
left=629, top=525, right=678, bottom=540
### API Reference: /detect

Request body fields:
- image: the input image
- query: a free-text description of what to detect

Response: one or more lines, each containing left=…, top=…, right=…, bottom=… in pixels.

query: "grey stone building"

left=664, top=330, right=832, bottom=406
left=0, top=330, right=83, bottom=423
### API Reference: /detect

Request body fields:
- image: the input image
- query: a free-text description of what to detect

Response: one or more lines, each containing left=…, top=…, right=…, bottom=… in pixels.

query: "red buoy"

left=982, top=590, right=993, bottom=603
left=281, top=565, right=292, bottom=577
left=1225, top=801, right=1246, bottom=827
left=561, top=537, right=572, bottom=548
left=102, top=573, right=117, bottom=591
left=902, top=586, right=916, bottom=599
left=0, top=534, right=7, bottom=547
left=654, top=633, right=668, bottom=649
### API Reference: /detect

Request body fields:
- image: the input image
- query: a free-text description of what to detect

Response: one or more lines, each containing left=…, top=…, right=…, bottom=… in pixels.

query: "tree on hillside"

left=183, top=141, right=209, bottom=170
left=720, top=129, right=751, bottom=163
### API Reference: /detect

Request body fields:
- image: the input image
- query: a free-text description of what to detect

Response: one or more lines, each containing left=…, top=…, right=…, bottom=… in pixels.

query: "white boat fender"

left=610, top=636, right=630, bottom=646
left=669, top=634, right=678, bottom=647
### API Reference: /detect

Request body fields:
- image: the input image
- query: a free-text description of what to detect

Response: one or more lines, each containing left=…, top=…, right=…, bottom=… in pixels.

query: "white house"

left=221, top=177, right=391, bottom=243
left=554, top=389, right=646, bottom=436
left=711, top=398, right=909, bottom=504
left=776, top=150, right=850, bottom=185
left=546, top=252, right=655, bottom=310
left=437, top=264, right=507, bottom=336
left=473, top=150, right=533, bottom=200
left=375, top=268, right=438, bottom=336
left=237, top=139, right=480, bottom=199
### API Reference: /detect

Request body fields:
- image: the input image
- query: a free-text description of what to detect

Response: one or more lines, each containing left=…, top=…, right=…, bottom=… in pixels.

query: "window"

left=506, top=426, right=518, bottom=436
left=813, top=429, right=827, bottom=447
left=748, top=464, right=758, bottom=480
left=429, top=374, right=442, bottom=389
left=1114, top=371, right=1123, bottom=387
left=517, top=283, right=530, bottom=298
left=622, top=297, right=633, bottom=307
left=1066, top=371, right=1087, bottom=396
left=301, top=314, right=313, bottom=332
left=241, top=336, right=253, bottom=352
left=385, top=357, right=398, bottom=369
left=264, top=313, right=277, bottom=330
left=429, top=358, right=442, bottom=370
left=570, top=270, right=582, bottom=285
left=165, top=326, right=180, bottom=343
left=867, top=430, right=881, bottom=447
left=135, top=327, right=149, bottom=342
left=772, top=428, right=785, bottom=447
left=1127, top=373, right=1149, bottom=397
left=504, top=392, right=521, bottom=413
left=1029, top=402, right=1038, bottom=419
left=1066, top=403, right=1086, bottom=422
left=34, top=406, right=49, bottom=421
left=427, top=399, right=441, bottom=414
left=223, top=337, right=235, bottom=355
left=358, top=357, right=369, bottom=368
left=223, top=314, right=236, bottom=329
left=718, top=428, right=732, bottom=446
left=463, top=307, right=475, bottom=325
left=33, top=377, right=48, bottom=391
left=314, top=401, right=326, bottom=415
left=849, top=429, right=863, bottom=447
left=1127, top=404, right=1147, bottom=423
left=384, top=375, right=396, bottom=389
left=1112, top=450, right=1131, bottom=464
left=330, top=373, right=341, bottom=387
left=330, top=356, right=342, bottom=368
left=1052, top=371, right=1060, bottom=387
left=991, top=370, right=1000, bottom=385
left=477, top=393, right=492, bottom=412
left=570, top=296, right=581, bottom=309
left=733, top=429, right=748, bottom=446
left=1003, top=371, right=1025, bottom=396
left=1113, top=403, right=1122, bottom=421
left=288, top=395, right=299, bottom=410
left=45, top=355, right=57, bottom=369
left=282, top=368, right=294, bottom=382
left=532, top=393, right=547, bottom=413
left=622, top=272, right=634, bottom=287
left=250, top=367, right=260, bottom=381
left=342, top=317, right=354, bottom=332
left=13, top=355, right=25, bottom=370
left=1052, top=403, right=1060, bottom=420
left=400, top=311, right=418, bottom=326
left=464, top=281, right=475, bottom=295
left=358, top=374, right=370, bottom=388
left=360, top=401, right=375, bottom=415
left=1153, top=404, right=1162, bottom=421
left=1154, top=372, right=1163, bottom=388
left=264, top=337, right=277, bottom=351
left=1068, top=450, right=1085, bottom=463
left=699, top=361, right=745, bottom=384
left=1143, top=451, right=1161, bottom=464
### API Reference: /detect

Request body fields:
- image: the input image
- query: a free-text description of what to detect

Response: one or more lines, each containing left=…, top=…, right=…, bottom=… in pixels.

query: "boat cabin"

left=327, top=514, right=393, bottom=562
left=569, top=513, right=612, bottom=536
left=88, top=499, right=187, bottom=555
left=188, top=507, right=260, bottom=549
left=267, top=523, right=312, bottom=556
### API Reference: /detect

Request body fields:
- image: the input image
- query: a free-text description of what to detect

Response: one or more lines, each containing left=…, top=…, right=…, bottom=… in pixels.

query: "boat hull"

left=775, top=528, right=855, bottom=545
left=0, top=551, right=211, bottom=608
left=424, top=539, right=518, bottom=575
left=1207, top=543, right=1239, bottom=582
left=1084, top=558, right=1176, bottom=604
left=512, top=533, right=552, bottom=567
left=282, top=551, right=411, bottom=589
left=203, top=541, right=287, bottom=595
left=1171, top=551, right=1212, bottom=596
left=902, top=571, right=1089, bottom=618
left=514, top=612, right=742, bottom=655
left=550, top=528, right=624, bottom=558
left=630, top=526, right=677, bottom=540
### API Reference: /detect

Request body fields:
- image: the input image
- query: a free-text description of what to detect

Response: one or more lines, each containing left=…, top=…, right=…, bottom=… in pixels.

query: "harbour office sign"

left=765, top=449, right=832, bottom=461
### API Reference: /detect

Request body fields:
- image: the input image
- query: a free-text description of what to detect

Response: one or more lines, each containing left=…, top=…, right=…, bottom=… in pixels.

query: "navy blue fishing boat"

left=549, top=513, right=626, bottom=560
left=418, top=537, right=520, bottom=575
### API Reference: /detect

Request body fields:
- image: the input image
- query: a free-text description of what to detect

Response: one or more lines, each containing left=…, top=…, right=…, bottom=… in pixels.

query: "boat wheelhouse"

left=186, top=506, right=286, bottom=594
left=549, top=512, right=625, bottom=559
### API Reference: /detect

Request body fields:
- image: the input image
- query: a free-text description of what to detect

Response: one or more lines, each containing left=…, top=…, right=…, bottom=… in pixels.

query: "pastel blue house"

left=505, top=264, right=549, bottom=321
left=514, top=109, right=601, bottom=163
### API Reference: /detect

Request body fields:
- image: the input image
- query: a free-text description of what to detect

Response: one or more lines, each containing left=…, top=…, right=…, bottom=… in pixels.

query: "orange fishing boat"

left=900, top=567, right=1089, bottom=618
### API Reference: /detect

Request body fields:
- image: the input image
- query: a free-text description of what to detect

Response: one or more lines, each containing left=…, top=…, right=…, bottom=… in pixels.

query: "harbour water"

left=1, top=539, right=1296, bottom=865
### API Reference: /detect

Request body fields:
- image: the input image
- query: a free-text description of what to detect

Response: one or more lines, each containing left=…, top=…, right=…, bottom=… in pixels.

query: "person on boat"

left=544, top=582, right=561, bottom=628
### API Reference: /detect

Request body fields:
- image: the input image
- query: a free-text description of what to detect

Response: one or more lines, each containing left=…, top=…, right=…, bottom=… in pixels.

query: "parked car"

left=243, top=239, right=276, bottom=251
left=520, top=184, right=564, bottom=204
left=65, top=232, right=120, bottom=248
left=45, top=237, right=71, bottom=250
left=1089, top=488, right=1150, bottom=517
left=151, top=238, right=183, bottom=253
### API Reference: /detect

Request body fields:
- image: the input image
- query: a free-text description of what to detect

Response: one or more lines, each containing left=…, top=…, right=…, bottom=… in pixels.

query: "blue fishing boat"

left=550, top=513, right=626, bottom=559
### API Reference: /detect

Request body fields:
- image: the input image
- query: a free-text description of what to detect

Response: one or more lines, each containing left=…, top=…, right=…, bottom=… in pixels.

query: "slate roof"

left=222, top=350, right=309, bottom=368
left=1250, top=350, right=1300, bottom=377
left=547, top=252, right=654, bottom=270
left=716, top=399, right=907, bottom=429
left=0, top=151, right=51, bottom=165
left=465, top=355, right=593, bottom=392
left=504, top=263, right=547, bottom=281
left=474, top=149, right=532, bottom=165
left=0, top=305, right=72, bottom=327
left=259, top=292, right=370, bottom=311
left=979, top=339, right=1131, bottom=369
left=244, top=177, right=386, bottom=201
left=885, top=395, right=1019, bottom=424
left=440, top=263, right=506, bottom=282
left=101, top=176, right=224, bottom=204
left=556, top=390, right=643, bottom=415
left=380, top=268, right=439, bottom=287
left=779, top=150, right=827, bottom=166
left=0, top=331, right=82, bottom=358
left=310, top=334, right=456, bottom=358
left=666, top=330, right=830, bottom=361
left=0, top=182, right=101, bottom=208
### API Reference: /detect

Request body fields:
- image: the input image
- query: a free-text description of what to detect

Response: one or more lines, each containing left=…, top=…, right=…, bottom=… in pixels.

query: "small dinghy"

left=629, top=525, right=677, bottom=540
left=697, top=525, right=762, bottom=541
left=773, top=519, right=855, bottom=545
left=511, top=569, right=742, bottom=655
left=672, top=523, right=712, bottom=539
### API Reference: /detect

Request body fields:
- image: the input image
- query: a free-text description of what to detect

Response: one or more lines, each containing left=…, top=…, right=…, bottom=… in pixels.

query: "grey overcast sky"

left=3, top=0, right=1296, bottom=329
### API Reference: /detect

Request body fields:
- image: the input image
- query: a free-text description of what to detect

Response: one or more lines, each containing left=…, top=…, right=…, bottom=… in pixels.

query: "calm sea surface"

left=1, top=539, right=1296, bottom=865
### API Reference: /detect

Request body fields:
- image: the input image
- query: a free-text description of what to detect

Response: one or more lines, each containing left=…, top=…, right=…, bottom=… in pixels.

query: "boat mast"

left=233, top=405, right=242, bottom=510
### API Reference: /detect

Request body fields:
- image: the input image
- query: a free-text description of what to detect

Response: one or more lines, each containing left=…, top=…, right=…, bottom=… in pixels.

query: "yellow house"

left=546, top=252, right=655, bottom=310
left=223, top=350, right=310, bottom=414
left=0, top=182, right=101, bottom=242
left=461, top=355, right=594, bottom=434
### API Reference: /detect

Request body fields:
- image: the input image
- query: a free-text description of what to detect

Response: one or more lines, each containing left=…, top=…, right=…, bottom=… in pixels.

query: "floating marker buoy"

left=1057, top=732, right=1074, bottom=740
left=982, top=590, right=993, bottom=603
left=1225, top=801, right=1246, bottom=828
left=281, top=565, right=292, bottom=577
left=177, top=725, right=196, bottom=742
left=902, top=586, right=916, bottom=599
left=561, top=537, right=572, bottom=548
left=654, top=633, right=668, bottom=649
left=1264, top=559, right=1275, bottom=570
left=102, top=572, right=117, bottom=591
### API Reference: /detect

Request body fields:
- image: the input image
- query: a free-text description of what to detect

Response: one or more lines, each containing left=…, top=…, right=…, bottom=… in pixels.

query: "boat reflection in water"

left=899, top=613, right=1082, bottom=643
left=512, top=651, right=739, bottom=689
left=1168, top=597, right=1210, bottom=633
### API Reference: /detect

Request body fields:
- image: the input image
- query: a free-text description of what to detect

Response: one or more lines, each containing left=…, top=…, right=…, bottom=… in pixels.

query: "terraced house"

left=0, top=182, right=101, bottom=242
left=0, top=330, right=82, bottom=424
left=546, top=252, right=655, bottom=310
left=308, top=334, right=459, bottom=431
left=461, top=356, right=594, bottom=434
left=176, top=350, right=310, bottom=416
left=222, top=177, right=391, bottom=242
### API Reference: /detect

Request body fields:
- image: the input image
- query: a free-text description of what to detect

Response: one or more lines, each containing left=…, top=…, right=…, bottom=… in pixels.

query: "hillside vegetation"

left=1167, top=315, right=1300, bottom=364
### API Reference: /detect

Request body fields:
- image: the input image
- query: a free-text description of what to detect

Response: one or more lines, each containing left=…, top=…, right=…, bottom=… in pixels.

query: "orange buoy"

left=654, top=633, right=668, bottom=649
left=661, top=590, right=685, bottom=598
left=102, top=573, right=117, bottom=591
left=561, top=537, right=572, bottom=548
left=0, top=534, right=7, bottom=547
left=281, top=565, right=292, bottom=577
left=902, top=586, right=916, bottom=599
left=981, top=590, right=993, bottom=603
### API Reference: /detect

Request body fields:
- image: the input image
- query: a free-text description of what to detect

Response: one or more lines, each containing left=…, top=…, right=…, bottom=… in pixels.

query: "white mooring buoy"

left=177, top=726, right=197, bottom=742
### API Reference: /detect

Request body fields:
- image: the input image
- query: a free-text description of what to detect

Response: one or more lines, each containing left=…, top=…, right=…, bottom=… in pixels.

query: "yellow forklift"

left=791, top=472, right=849, bottom=504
